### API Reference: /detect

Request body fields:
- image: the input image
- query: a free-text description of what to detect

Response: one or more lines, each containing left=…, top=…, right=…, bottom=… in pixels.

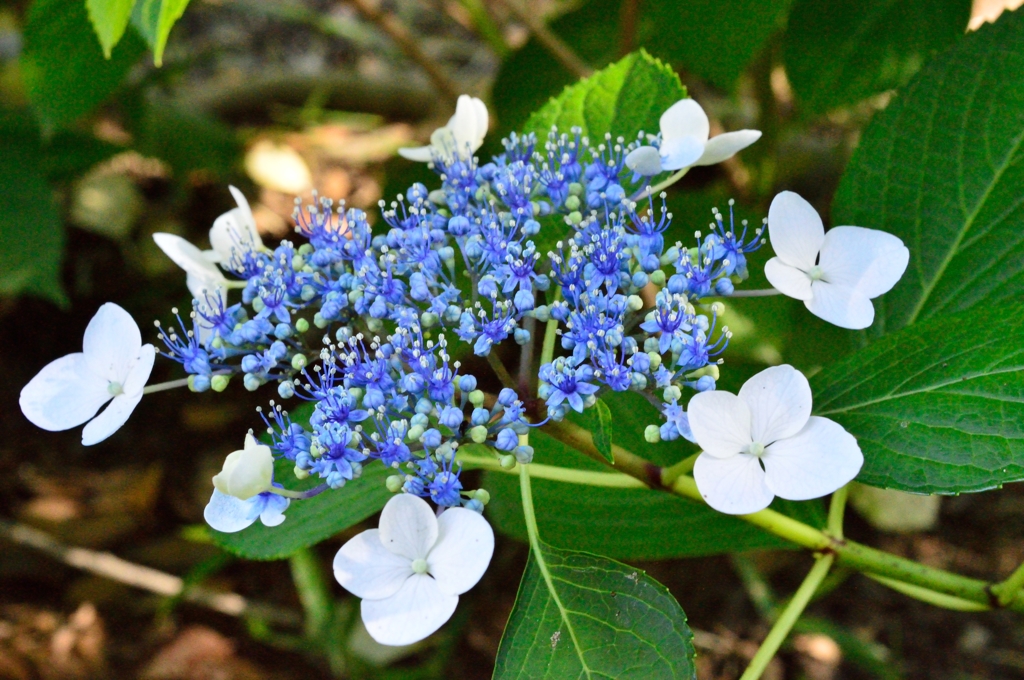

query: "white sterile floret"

left=153, top=185, right=262, bottom=302
left=688, top=364, right=863, bottom=515
left=208, top=185, right=263, bottom=264
left=212, top=432, right=275, bottom=500
left=399, top=95, right=489, bottom=163
left=625, top=98, right=761, bottom=176
left=764, top=191, right=909, bottom=329
left=334, top=493, right=495, bottom=646
left=204, top=488, right=289, bottom=533
left=19, top=303, right=155, bottom=446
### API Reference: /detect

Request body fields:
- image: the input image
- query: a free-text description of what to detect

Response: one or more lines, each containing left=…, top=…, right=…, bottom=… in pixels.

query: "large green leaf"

left=86, top=0, right=137, bottom=58
left=210, top=459, right=393, bottom=560
left=524, top=49, right=685, bottom=142
left=21, top=0, right=145, bottom=130
left=812, top=306, right=1024, bottom=494
left=493, top=541, right=695, bottom=679
left=832, top=8, right=1024, bottom=335
left=783, top=0, right=971, bottom=114
left=486, top=392, right=825, bottom=559
left=0, top=114, right=66, bottom=305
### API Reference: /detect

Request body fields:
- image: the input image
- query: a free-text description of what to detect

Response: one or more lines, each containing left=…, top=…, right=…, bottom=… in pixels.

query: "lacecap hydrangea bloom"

left=19, top=91, right=911, bottom=646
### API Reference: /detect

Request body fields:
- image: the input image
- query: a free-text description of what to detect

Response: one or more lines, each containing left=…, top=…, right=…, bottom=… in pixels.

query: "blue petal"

left=204, top=489, right=260, bottom=533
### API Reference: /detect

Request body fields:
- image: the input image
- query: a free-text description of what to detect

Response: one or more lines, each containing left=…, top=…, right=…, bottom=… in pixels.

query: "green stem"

left=739, top=555, right=834, bottom=680
left=865, top=574, right=988, bottom=612
left=518, top=464, right=592, bottom=672
left=540, top=290, right=562, bottom=368
left=827, top=485, right=849, bottom=539
left=659, top=453, right=698, bottom=486
left=991, top=559, right=1024, bottom=607
left=635, top=167, right=690, bottom=201
left=486, top=351, right=517, bottom=390
left=289, top=547, right=333, bottom=643
left=142, top=378, right=191, bottom=394
left=458, top=452, right=646, bottom=488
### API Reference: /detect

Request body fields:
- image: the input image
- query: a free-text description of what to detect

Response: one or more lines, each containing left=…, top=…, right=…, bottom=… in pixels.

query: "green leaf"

left=0, top=114, right=66, bottom=305
left=131, top=0, right=190, bottom=65
left=832, top=8, right=1024, bottom=334
left=581, top=398, right=613, bottom=463
left=486, top=392, right=825, bottom=560
left=494, top=541, right=695, bottom=679
left=210, top=459, right=393, bottom=560
left=524, top=49, right=685, bottom=141
left=783, top=0, right=971, bottom=114
left=86, top=0, right=137, bottom=58
left=21, top=0, right=145, bottom=130
left=811, top=305, right=1024, bottom=494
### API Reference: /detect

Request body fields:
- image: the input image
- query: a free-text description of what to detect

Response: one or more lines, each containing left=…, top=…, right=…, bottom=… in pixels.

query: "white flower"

left=208, top=185, right=263, bottom=264
left=153, top=186, right=263, bottom=302
left=152, top=232, right=230, bottom=304
left=212, top=432, right=275, bottom=500
left=334, top=494, right=494, bottom=646
left=625, top=99, right=761, bottom=176
left=398, top=95, right=489, bottom=163
left=688, top=364, right=863, bottom=515
left=764, top=191, right=909, bottom=329
left=19, top=303, right=155, bottom=446
left=204, top=488, right=289, bottom=533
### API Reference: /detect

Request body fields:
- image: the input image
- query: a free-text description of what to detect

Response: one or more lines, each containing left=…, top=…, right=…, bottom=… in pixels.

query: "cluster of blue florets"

left=156, top=124, right=765, bottom=510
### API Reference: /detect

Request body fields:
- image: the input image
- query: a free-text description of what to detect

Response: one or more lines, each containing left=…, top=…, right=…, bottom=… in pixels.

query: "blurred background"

left=2, top=0, right=1024, bottom=677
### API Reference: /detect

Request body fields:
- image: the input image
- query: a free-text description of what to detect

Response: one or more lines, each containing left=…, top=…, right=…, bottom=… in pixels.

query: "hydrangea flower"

left=209, top=185, right=263, bottom=265
left=764, top=191, right=909, bottom=329
left=20, top=303, right=155, bottom=445
left=212, top=432, right=275, bottom=500
left=333, top=493, right=494, bottom=646
left=625, top=99, right=761, bottom=176
left=688, top=364, right=863, bottom=515
left=204, top=488, right=289, bottom=533
left=398, top=95, right=489, bottom=163
left=152, top=232, right=230, bottom=303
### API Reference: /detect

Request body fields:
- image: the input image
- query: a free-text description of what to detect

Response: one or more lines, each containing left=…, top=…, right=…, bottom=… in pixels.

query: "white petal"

left=427, top=508, right=494, bottom=596
left=738, top=365, right=812, bottom=444
left=397, top=145, right=434, bottom=162
left=19, top=354, right=110, bottom=431
left=81, top=389, right=144, bottom=445
left=818, top=226, right=909, bottom=299
left=122, top=344, right=155, bottom=396
left=625, top=146, right=663, bottom=176
left=686, top=390, right=752, bottom=459
left=228, top=185, right=260, bottom=243
left=768, top=191, right=825, bottom=271
left=334, top=529, right=414, bottom=600
left=153, top=233, right=227, bottom=282
left=658, top=136, right=704, bottom=171
left=471, top=96, right=489, bottom=148
left=379, top=494, right=439, bottom=561
left=260, top=495, right=290, bottom=527
left=204, top=489, right=259, bottom=533
left=186, top=273, right=227, bottom=306
left=659, top=99, right=709, bottom=144
left=693, top=452, right=775, bottom=515
left=806, top=281, right=875, bottom=329
left=82, top=303, right=142, bottom=383
left=763, top=417, right=863, bottom=501
left=764, top=258, right=813, bottom=300
left=361, top=574, right=458, bottom=646
left=694, top=130, right=762, bottom=166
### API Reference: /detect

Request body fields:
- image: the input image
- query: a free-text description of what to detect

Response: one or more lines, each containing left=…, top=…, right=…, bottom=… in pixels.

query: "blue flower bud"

left=421, top=428, right=442, bottom=449
left=513, top=445, right=534, bottom=464
left=696, top=375, right=716, bottom=391
left=464, top=498, right=485, bottom=513
left=495, top=428, right=518, bottom=451
left=243, top=373, right=261, bottom=391
left=439, top=405, right=463, bottom=429
left=715, top=278, right=735, bottom=296
left=471, top=408, right=491, bottom=426
left=448, top=215, right=471, bottom=236
left=514, top=289, right=535, bottom=312
left=498, top=388, right=517, bottom=407
left=458, top=375, right=477, bottom=392
left=514, top=328, right=531, bottom=345
left=241, top=354, right=260, bottom=373
left=278, top=381, right=295, bottom=399
left=275, top=323, right=293, bottom=339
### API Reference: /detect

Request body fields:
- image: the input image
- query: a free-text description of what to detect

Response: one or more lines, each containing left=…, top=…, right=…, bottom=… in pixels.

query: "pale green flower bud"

left=212, top=433, right=274, bottom=500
